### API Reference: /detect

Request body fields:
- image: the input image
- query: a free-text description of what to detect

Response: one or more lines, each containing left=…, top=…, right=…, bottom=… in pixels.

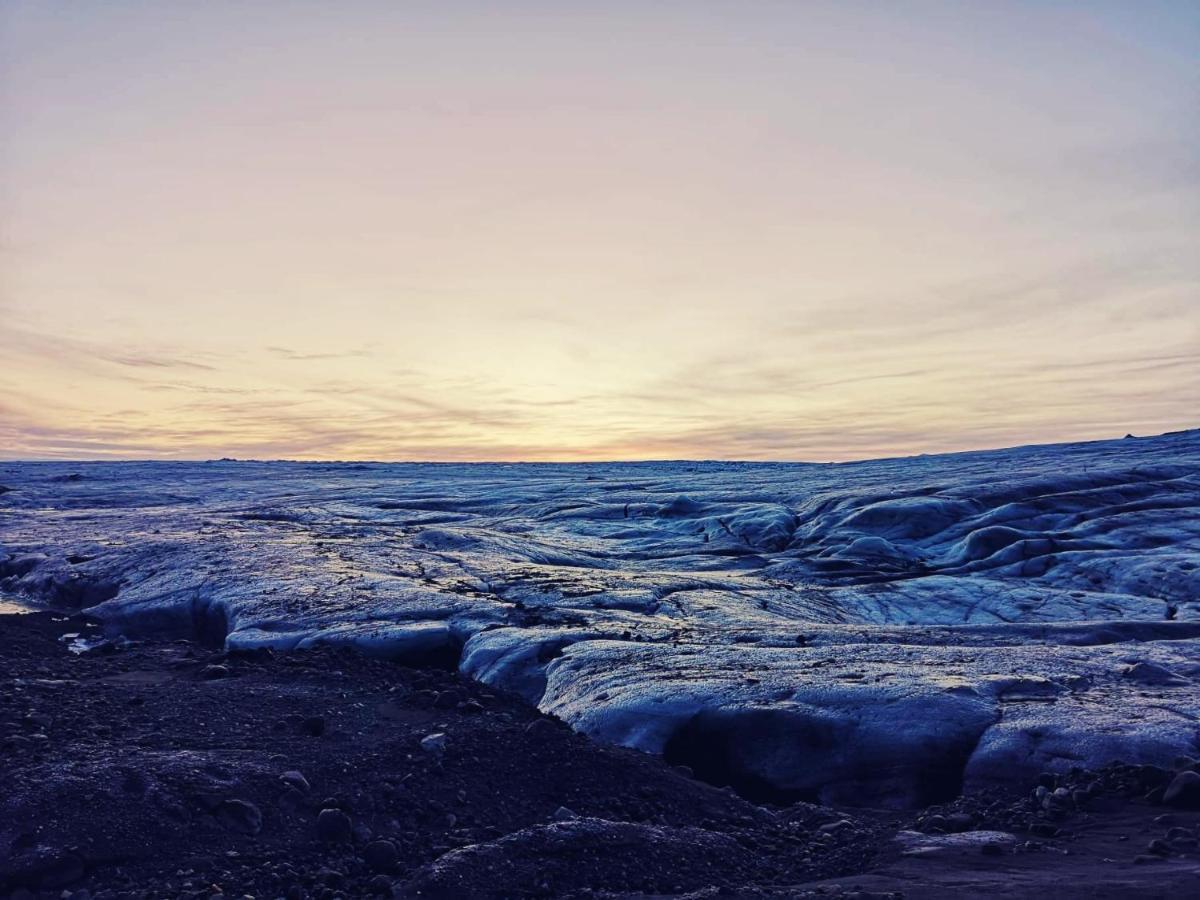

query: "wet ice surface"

left=2, top=430, right=1199, bottom=806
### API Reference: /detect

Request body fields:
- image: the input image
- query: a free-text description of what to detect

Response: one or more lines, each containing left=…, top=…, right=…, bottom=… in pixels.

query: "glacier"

left=2, top=429, right=1198, bottom=807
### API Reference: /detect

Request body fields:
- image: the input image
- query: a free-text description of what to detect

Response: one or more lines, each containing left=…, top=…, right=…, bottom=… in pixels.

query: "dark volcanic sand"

left=2, top=612, right=1199, bottom=900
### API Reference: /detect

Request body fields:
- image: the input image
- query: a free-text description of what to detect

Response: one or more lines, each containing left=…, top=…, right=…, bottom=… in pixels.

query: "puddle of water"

left=0, top=596, right=36, bottom=614
left=63, top=634, right=107, bottom=655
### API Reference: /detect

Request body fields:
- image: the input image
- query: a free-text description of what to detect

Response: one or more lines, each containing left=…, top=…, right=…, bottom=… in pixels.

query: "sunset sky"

left=1, top=1, right=1196, bottom=461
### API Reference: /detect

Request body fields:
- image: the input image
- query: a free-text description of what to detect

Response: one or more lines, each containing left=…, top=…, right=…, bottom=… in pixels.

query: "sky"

left=1, top=1, right=1197, bottom=462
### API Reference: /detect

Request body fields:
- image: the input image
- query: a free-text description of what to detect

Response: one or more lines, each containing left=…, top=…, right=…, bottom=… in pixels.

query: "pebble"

left=214, top=800, right=262, bottom=836
left=278, top=785, right=305, bottom=809
left=420, top=732, right=447, bottom=754
left=1163, top=770, right=1200, bottom=809
left=316, top=867, right=344, bottom=887
left=279, top=771, right=310, bottom=793
left=316, top=808, right=352, bottom=843
left=362, top=839, right=399, bottom=874
left=1147, top=838, right=1171, bottom=856
left=367, top=874, right=395, bottom=896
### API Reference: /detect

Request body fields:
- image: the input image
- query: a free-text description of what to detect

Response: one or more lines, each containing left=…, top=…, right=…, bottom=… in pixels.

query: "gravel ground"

left=2, top=611, right=1199, bottom=899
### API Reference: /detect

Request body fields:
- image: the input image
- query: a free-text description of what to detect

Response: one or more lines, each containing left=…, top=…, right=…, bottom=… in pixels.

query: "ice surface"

left=2, top=430, right=1198, bottom=805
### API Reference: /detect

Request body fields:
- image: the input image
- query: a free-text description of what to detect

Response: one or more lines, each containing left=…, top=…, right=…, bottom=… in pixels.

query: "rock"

left=316, top=808, right=352, bottom=843
left=363, top=839, right=399, bottom=874
left=300, top=716, right=325, bottom=737
left=367, top=873, right=395, bottom=896
left=278, top=785, right=305, bottom=809
left=200, top=664, right=231, bottom=680
left=1163, top=770, right=1200, bottom=809
left=214, top=799, right=262, bottom=835
left=420, top=732, right=447, bottom=754
left=552, top=806, right=578, bottom=822
left=279, top=770, right=310, bottom=793
left=316, top=867, right=344, bottom=887
left=1147, top=838, right=1172, bottom=856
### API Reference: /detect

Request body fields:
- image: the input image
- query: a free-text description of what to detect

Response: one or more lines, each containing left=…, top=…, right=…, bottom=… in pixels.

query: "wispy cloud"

left=102, top=353, right=216, bottom=371
left=266, top=346, right=376, bottom=361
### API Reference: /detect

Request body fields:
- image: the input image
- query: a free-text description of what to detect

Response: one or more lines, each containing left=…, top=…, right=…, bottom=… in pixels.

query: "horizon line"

left=3, top=427, right=1195, bottom=469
